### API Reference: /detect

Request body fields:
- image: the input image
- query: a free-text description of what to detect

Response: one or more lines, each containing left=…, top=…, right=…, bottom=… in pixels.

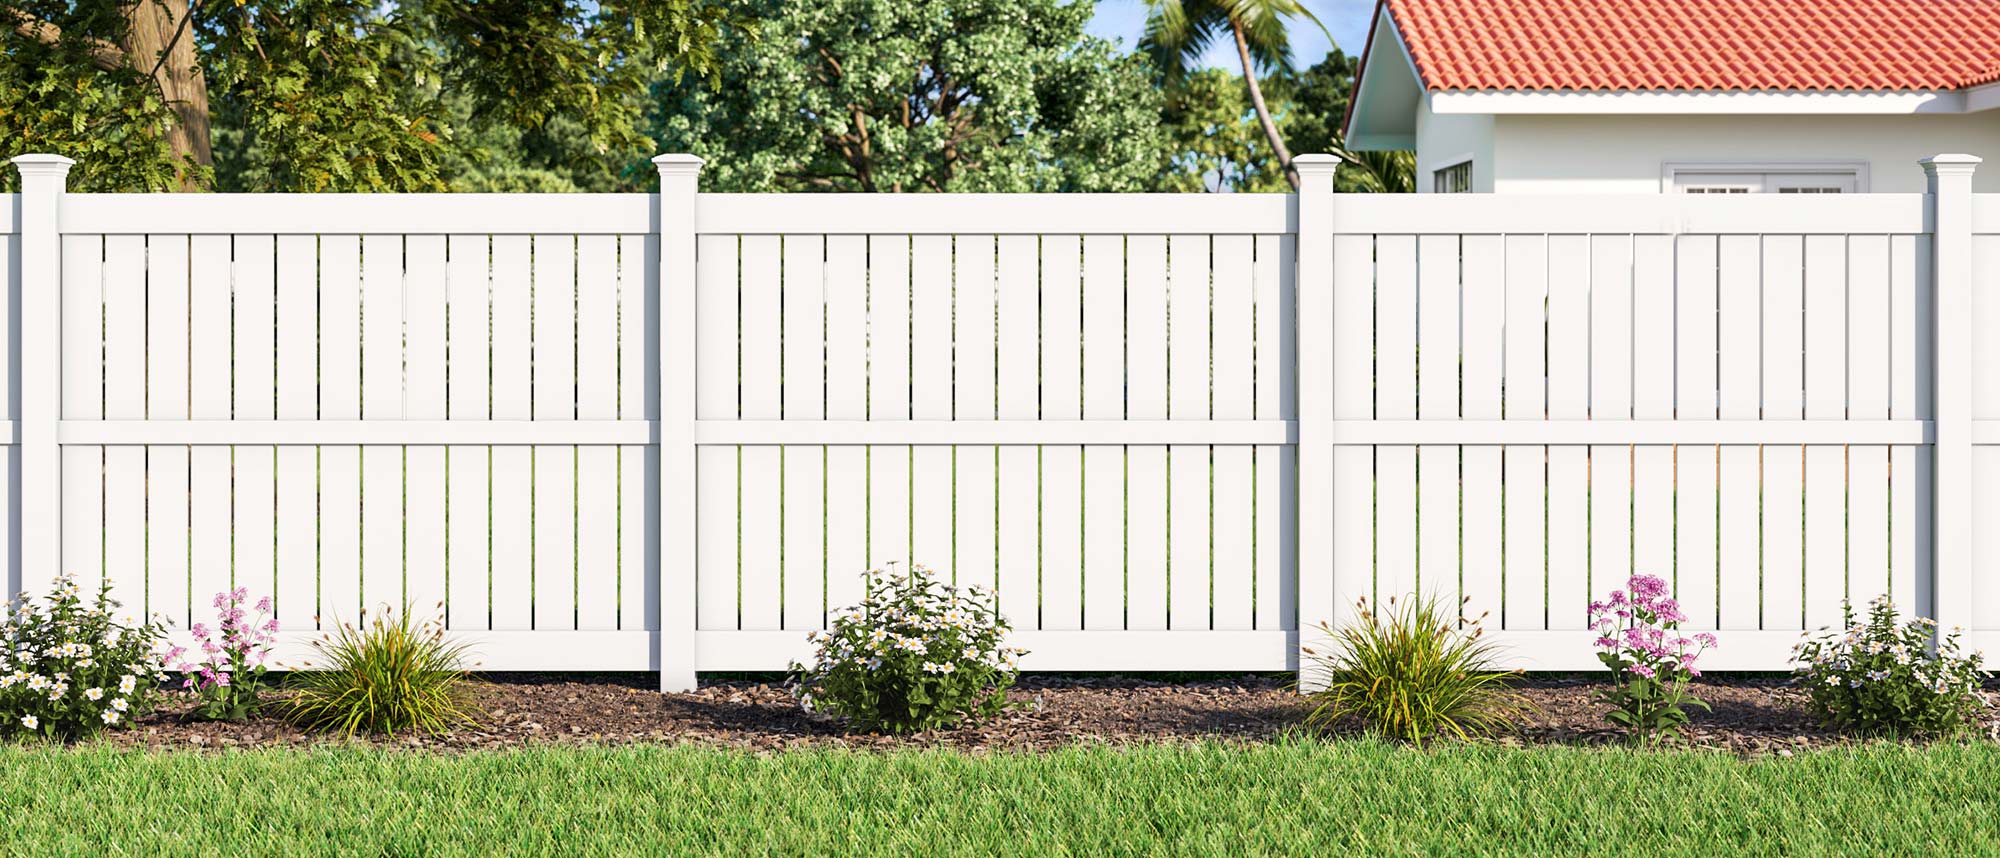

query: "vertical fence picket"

left=445, top=235, right=492, bottom=630
left=1847, top=235, right=1894, bottom=611
left=824, top=236, right=868, bottom=611
left=995, top=235, right=1039, bottom=629
left=954, top=236, right=999, bottom=601
left=60, top=235, right=104, bottom=594
left=1803, top=234, right=1849, bottom=630
left=1126, top=235, right=1170, bottom=631
left=1674, top=235, right=1721, bottom=630
left=1041, top=235, right=1084, bottom=631
left=1082, top=234, right=1126, bottom=629
left=188, top=235, right=233, bottom=612
left=488, top=236, right=534, bottom=631
left=1167, top=234, right=1211, bottom=630
left=1501, top=235, right=1549, bottom=631
left=1460, top=235, right=1504, bottom=626
left=406, top=235, right=449, bottom=622
left=781, top=235, right=827, bottom=629
left=735, top=235, right=781, bottom=631
left=1544, top=235, right=1589, bottom=629
left=234, top=236, right=277, bottom=611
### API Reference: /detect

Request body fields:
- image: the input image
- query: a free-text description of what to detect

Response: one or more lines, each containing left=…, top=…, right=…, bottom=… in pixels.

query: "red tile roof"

left=1384, top=0, right=2000, bottom=91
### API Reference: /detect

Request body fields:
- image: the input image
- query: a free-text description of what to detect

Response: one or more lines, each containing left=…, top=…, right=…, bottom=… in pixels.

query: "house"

left=1343, top=0, right=2000, bottom=193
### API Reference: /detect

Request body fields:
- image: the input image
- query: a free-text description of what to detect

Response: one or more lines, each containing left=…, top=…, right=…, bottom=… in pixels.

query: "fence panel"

left=686, top=196, right=1300, bottom=671
left=9, top=156, right=1994, bottom=679
left=1319, top=194, right=1936, bottom=670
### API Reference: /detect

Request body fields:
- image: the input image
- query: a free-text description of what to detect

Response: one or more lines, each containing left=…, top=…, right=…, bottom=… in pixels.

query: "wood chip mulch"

left=92, top=675, right=2000, bottom=755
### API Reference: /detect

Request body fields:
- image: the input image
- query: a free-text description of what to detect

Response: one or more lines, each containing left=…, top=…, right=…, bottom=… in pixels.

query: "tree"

left=1157, top=49, right=1414, bottom=193
left=652, top=0, right=1170, bottom=193
left=1142, top=0, right=1328, bottom=189
left=2, top=0, right=734, bottom=191
left=1276, top=48, right=1414, bottom=193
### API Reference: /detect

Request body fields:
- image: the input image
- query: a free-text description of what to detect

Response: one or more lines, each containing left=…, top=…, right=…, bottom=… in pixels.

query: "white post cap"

left=10, top=154, right=76, bottom=176
left=652, top=154, right=705, bottom=177
left=1293, top=154, right=1341, bottom=173
left=1921, top=154, right=1982, bottom=175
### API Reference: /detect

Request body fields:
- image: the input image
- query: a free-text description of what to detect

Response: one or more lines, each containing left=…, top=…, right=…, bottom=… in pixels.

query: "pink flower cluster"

left=164, top=588, right=278, bottom=690
left=1588, top=573, right=1716, bottom=678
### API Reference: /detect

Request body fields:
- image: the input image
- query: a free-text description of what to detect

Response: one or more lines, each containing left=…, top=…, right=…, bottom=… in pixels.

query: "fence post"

left=1293, top=154, right=1338, bottom=690
left=654, top=154, right=704, bottom=691
left=11, top=155, right=72, bottom=602
left=1925, top=154, right=1980, bottom=637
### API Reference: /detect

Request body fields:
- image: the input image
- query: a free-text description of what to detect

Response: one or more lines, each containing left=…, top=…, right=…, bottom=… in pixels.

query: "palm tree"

left=1142, top=0, right=1330, bottom=189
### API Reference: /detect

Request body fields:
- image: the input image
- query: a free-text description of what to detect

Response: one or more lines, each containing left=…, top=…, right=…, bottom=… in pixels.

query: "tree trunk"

left=122, top=0, right=212, bottom=190
left=1232, top=18, right=1296, bottom=190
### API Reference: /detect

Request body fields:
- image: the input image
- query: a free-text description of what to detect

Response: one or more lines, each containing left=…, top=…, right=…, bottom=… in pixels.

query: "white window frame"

left=1430, top=154, right=1475, bottom=193
left=1661, top=160, right=1870, bottom=193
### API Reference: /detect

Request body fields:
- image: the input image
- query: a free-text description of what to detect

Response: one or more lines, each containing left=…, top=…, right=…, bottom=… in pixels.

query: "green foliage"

left=1157, top=49, right=1414, bottom=193
left=653, top=0, right=1170, bottom=192
left=4, top=0, right=735, bottom=191
left=1300, top=594, right=1526, bottom=743
left=1157, top=67, right=1292, bottom=192
left=0, top=575, right=168, bottom=741
left=285, top=605, right=478, bottom=736
left=788, top=563, right=1024, bottom=733
left=1794, top=597, right=1987, bottom=737
left=0, top=1, right=185, bottom=191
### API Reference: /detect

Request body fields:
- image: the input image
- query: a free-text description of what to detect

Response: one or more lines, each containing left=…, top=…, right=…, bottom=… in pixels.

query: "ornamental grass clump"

left=789, top=563, right=1024, bottom=734
left=285, top=604, right=478, bottom=737
left=0, top=575, right=169, bottom=740
left=1590, top=573, right=1717, bottom=744
left=166, top=587, right=279, bottom=721
left=1300, top=593, right=1526, bottom=744
left=1793, top=596, right=1985, bottom=737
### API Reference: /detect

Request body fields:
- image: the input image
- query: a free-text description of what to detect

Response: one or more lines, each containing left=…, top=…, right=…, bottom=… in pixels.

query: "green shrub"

left=1794, top=596, right=1985, bottom=737
left=285, top=605, right=479, bottom=736
left=788, top=563, right=1024, bottom=733
left=0, top=576, right=169, bottom=740
left=1301, top=594, right=1527, bottom=744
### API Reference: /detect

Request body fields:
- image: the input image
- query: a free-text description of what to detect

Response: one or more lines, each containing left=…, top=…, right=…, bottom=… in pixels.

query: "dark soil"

left=95, top=675, right=2000, bottom=755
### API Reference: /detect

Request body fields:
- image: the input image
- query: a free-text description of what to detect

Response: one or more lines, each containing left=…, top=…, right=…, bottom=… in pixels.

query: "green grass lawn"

left=5, top=741, right=1998, bottom=856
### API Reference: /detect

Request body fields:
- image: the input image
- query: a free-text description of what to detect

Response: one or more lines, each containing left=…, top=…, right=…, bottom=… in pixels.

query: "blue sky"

left=1085, top=0, right=1378, bottom=68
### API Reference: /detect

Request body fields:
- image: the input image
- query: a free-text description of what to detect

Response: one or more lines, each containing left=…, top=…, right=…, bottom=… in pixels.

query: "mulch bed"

left=94, top=674, right=2000, bottom=755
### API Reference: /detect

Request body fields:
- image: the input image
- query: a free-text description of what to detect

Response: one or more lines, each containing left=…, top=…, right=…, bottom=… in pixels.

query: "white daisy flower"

left=19, top=715, right=36, bottom=730
left=100, top=710, right=119, bottom=725
left=83, top=687, right=103, bottom=701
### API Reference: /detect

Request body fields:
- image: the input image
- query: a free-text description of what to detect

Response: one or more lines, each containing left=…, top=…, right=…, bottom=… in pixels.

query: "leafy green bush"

left=789, top=564, right=1024, bottom=734
left=1793, top=596, right=1985, bottom=737
left=285, top=605, right=478, bottom=737
left=0, top=575, right=169, bottom=740
left=1301, top=594, right=1526, bottom=744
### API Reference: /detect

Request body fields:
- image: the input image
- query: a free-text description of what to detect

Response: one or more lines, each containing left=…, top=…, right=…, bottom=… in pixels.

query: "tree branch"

left=7, top=10, right=127, bottom=71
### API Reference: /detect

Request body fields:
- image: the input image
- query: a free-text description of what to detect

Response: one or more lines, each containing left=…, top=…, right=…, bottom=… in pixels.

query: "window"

left=1433, top=161, right=1472, bottom=193
left=1666, top=162, right=1866, bottom=194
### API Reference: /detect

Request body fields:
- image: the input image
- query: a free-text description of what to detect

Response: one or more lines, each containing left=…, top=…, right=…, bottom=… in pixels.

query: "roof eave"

left=1428, top=88, right=1987, bottom=114
left=1344, top=4, right=1426, bottom=151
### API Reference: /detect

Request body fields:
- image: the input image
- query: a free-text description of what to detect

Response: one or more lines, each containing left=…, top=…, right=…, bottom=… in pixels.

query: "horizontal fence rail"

left=5, top=152, right=1998, bottom=688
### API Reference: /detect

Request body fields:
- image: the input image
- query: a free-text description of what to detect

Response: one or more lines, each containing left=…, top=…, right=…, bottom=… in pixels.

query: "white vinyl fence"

left=4, top=152, right=1996, bottom=689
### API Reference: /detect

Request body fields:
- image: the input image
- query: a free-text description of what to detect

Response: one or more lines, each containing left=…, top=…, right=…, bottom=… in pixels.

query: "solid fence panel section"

left=14, top=165, right=1988, bottom=675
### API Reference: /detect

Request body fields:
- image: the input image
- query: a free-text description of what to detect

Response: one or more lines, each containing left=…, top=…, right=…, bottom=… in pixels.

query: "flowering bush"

left=1793, top=596, right=1985, bottom=737
left=166, top=588, right=279, bottom=721
left=0, top=575, right=169, bottom=740
left=789, top=563, right=1024, bottom=734
left=1589, top=574, right=1717, bottom=743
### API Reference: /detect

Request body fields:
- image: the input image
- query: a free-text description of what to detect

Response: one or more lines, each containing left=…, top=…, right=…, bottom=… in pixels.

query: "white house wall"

left=1490, top=113, right=2000, bottom=193
left=1415, top=99, right=1494, bottom=192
